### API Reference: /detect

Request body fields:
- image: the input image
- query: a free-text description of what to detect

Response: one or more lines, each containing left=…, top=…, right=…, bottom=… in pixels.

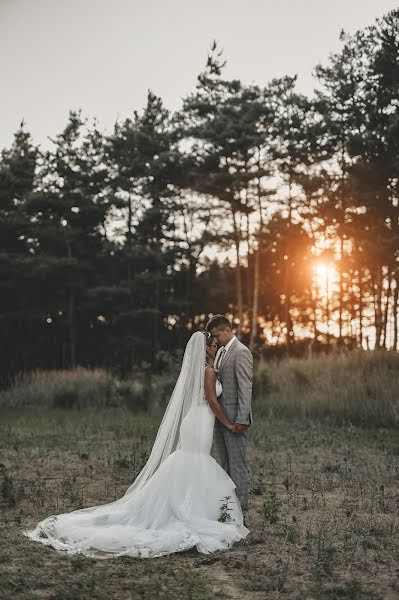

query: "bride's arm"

left=204, top=367, right=235, bottom=431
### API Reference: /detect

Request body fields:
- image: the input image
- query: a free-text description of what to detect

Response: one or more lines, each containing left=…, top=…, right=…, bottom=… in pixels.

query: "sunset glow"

left=313, top=261, right=336, bottom=282
left=313, top=260, right=338, bottom=298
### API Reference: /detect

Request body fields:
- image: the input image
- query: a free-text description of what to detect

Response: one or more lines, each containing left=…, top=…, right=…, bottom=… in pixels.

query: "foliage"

left=1, top=10, right=399, bottom=384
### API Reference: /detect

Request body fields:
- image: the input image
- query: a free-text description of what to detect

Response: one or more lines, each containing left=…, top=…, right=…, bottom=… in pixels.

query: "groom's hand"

left=234, top=423, right=248, bottom=435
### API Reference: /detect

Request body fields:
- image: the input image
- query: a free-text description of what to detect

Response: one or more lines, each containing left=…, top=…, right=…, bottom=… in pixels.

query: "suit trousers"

left=213, top=419, right=249, bottom=512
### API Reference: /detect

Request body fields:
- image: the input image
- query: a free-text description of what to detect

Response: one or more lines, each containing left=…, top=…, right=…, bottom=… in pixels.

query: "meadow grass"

left=2, top=349, right=398, bottom=427
left=253, top=349, right=399, bottom=428
left=0, top=351, right=398, bottom=599
left=0, top=367, right=151, bottom=411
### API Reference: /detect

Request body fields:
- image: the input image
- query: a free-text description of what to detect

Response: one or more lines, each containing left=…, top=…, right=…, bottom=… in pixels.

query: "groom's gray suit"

left=213, top=337, right=253, bottom=512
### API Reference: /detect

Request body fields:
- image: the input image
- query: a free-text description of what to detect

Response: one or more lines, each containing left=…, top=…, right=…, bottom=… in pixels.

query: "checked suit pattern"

left=212, top=337, right=253, bottom=512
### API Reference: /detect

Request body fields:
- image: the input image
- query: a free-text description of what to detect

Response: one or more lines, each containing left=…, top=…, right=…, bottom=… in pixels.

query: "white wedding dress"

left=23, top=333, right=249, bottom=559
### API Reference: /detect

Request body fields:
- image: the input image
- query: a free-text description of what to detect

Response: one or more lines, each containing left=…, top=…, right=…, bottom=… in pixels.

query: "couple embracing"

left=23, top=314, right=254, bottom=558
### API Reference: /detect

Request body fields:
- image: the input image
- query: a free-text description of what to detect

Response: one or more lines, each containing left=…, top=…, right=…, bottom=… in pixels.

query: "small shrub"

left=53, top=384, right=78, bottom=409
left=115, top=379, right=150, bottom=411
left=260, top=465, right=281, bottom=526
left=283, top=515, right=301, bottom=544
left=218, top=495, right=234, bottom=522
left=0, top=465, right=16, bottom=506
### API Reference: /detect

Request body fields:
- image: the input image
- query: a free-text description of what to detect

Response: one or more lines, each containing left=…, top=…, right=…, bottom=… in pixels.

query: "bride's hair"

left=206, top=314, right=232, bottom=331
left=202, top=331, right=214, bottom=347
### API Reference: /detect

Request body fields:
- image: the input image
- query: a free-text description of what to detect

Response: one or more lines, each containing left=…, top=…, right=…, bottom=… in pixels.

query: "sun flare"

left=313, top=262, right=336, bottom=280
left=312, top=261, right=338, bottom=303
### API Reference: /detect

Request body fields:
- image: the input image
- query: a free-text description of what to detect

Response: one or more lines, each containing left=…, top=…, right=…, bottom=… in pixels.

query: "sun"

left=313, top=261, right=337, bottom=300
left=313, top=262, right=336, bottom=280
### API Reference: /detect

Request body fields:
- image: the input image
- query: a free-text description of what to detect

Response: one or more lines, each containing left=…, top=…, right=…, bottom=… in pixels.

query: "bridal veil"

left=122, top=330, right=206, bottom=496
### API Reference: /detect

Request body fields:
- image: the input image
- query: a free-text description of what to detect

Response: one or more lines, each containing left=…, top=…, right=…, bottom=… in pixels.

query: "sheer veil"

left=22, top=330, right=250, bottom=557
left=122, top=330, right=206, bottom=497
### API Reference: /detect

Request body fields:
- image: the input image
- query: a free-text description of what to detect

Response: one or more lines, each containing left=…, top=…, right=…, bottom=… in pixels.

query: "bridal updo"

left=203, top=331, right=218, bottom=367
left=203, top=331, right=214, bottom=347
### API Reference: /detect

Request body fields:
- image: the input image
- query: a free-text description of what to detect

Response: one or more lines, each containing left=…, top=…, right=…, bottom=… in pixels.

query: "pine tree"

left=178, top=41, right=276, bottom=338
left=0, top=122, right=41, bottom=383
left=25, top=110, right=109, bottom=367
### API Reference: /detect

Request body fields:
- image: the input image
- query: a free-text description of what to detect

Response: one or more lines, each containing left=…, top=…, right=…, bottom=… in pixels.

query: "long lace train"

left=23, top=403, right=249, bottom=558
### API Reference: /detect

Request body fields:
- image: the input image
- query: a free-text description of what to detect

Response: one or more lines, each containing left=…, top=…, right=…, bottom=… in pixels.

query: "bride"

left=22, top=331, right=250, bottom=558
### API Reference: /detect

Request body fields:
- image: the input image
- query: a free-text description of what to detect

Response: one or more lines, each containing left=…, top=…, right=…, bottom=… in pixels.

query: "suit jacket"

left=216, top=337, right=253, bottom=426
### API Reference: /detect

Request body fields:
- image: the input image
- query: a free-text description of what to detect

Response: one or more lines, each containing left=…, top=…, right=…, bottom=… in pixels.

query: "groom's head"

left=206, top=315, right=234, bottom=346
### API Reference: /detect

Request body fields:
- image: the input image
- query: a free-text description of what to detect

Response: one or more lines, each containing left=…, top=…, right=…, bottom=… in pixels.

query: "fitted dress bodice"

left=180, top=370, right=223, bottom=455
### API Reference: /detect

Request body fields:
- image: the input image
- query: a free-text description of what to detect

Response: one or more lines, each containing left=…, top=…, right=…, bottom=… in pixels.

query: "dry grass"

left=3, top=350, right=399, bottom=427
left=0, top=367, right=115, bottom=409
left=1, top=404, right=398, bottom=599
left=0, top=367, right=149, bottom=411
left=253, top=349, right=399, bottom=427
left=0, top=352, right=398, bottom=598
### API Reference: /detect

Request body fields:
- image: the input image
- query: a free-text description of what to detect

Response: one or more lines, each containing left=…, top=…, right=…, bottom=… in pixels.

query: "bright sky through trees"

left=1, top=0, right=398, bottom=149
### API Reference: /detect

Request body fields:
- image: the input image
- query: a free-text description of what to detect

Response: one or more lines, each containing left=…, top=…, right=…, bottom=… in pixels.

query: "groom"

left=206, top=315, right=253, bottom=521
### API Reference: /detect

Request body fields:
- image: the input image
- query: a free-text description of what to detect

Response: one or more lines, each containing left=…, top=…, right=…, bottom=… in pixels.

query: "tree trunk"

left=374, top=268, right=383, bottom=348
left=326, top=271, right=331, bottom=347
left=358, top=267, right=364, bottom=349
left=232, top=208, right=243, bottom=339
left=66, top=239, right=76, bottom=368
left=244, top=180, right=251, bottom=309
left=382, top=272, right=392, bottom=349
left=282, top=257, right=294, bottom=350
left=312, top=277, right=319, bottom=344
left=68, top=289, right=77, bottom=368
left=349, top=269, right=357, bottom=348
left=393, top=277, right=399, bottom=351
left=338, top=233, right=344, bottom=345
left=249, top=147, right=265, bottom=350
left=249, top=236, right=259, bottom=351
left=126, top=194, right=133, bottom=286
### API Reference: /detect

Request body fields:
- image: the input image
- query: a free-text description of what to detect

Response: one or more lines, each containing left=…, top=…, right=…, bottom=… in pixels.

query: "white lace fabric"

left=22, top=332, right=249, bottom=559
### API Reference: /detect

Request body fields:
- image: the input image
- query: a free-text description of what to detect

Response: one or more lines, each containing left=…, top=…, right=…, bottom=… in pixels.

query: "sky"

left=1, top=0, right=398, bottom=150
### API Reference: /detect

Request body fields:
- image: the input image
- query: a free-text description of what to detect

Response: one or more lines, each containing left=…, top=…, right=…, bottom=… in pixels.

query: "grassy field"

left=1, top=352, right=399, bottom=599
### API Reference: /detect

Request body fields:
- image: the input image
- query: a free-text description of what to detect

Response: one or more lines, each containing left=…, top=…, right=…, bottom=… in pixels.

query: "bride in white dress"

left=22, top=331, right=249, bottom=558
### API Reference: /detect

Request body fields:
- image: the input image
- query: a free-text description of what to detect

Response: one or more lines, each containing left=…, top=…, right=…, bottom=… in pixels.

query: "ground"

left=0, top=407, right=398, bottom=600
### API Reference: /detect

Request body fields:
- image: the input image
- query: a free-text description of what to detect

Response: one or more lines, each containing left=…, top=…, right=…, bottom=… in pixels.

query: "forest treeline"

left=1, top=10, right=398, bottom=384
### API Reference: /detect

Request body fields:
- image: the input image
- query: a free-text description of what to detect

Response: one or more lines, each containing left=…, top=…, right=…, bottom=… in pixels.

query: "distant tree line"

left=1, top=9, right=398, bottom=385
